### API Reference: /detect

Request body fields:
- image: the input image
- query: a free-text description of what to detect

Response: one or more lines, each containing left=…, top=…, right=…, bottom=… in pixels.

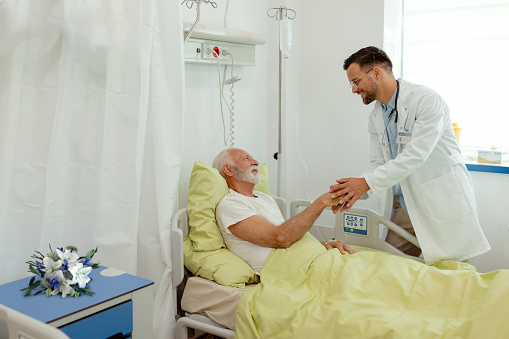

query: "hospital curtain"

left=0, top=1, right=184, bottom=338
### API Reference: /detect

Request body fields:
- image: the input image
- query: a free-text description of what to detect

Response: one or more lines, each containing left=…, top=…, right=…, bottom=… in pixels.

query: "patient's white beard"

left=234, top=165, right=261, bottom=185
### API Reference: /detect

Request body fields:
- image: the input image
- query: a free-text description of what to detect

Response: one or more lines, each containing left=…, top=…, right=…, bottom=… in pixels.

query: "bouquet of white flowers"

left=22, top=245, right=99, bottom=298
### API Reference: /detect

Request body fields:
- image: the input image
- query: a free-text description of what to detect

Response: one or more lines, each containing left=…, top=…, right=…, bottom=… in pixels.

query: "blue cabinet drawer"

left=59, top=301, right=133, bottom=339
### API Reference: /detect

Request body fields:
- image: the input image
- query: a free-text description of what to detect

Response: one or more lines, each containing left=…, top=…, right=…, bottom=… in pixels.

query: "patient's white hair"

left=212, top=148, right=237, bottom=178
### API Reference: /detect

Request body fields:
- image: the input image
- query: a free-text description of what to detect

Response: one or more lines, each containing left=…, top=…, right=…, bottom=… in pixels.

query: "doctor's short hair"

left=343, top=46, right=393, bottom=73
left=212, top=148, right=236, bottom=178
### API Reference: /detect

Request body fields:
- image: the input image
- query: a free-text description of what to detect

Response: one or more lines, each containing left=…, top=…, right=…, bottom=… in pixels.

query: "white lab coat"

left=362, top=79, right=490, bottom=264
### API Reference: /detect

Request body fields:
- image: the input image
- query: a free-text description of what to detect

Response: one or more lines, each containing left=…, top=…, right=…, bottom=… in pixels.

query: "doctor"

left=330, top=46, right=490, bottom=264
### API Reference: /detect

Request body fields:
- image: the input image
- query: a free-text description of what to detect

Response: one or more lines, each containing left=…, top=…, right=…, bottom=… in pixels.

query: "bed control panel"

left=343, top=213, right=369, bottom=236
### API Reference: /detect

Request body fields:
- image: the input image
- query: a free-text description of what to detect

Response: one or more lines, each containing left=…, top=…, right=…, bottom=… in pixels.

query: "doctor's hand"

left=329, top=177, right=370, bottom=214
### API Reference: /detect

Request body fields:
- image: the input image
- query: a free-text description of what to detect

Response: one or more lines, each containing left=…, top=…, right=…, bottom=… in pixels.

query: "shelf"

left=183, top=23, right=266, bottom=66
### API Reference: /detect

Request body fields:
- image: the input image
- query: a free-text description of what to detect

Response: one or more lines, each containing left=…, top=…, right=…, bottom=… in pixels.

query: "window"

left=403, top=0, right=509, bottom=166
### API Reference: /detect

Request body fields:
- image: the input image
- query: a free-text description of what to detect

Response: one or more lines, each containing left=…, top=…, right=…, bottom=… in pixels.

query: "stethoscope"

left=381, top=81, right=400, bottom=148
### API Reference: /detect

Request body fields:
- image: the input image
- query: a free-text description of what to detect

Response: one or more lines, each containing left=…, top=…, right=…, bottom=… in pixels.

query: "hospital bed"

left=171, top=196, right=422, bottom=339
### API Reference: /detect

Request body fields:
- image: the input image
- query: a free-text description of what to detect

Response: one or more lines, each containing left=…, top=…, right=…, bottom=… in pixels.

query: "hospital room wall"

left=275, top=0, right=386, bottom=227
left=178, top=0, right=384, bottom=214
left=179, top=0, right=386, bottom=224
left=178, top=0, right=274, bottom=209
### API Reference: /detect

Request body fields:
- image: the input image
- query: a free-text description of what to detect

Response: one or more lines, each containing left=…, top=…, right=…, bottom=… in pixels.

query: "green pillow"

left=186, top=160, right=269, bottom=251
left=187, top=161, right=229, bottom=251
left=183, top=235, right=260, bottom=288
left=185, top=160, right=269, bottom=287
left=254, top=163, right=269, bottom=194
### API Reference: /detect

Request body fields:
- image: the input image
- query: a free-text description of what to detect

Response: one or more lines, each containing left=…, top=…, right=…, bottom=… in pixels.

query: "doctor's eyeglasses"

left=350, top=68, right=373, bottom=89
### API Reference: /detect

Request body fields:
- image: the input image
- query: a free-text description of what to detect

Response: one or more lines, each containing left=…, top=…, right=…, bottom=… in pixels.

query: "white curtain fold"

left=0, top=1, right=184, bottom=338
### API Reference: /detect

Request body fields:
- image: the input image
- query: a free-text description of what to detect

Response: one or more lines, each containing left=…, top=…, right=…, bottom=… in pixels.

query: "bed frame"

left=171, top=204, right=238, bottom=339
left=171, top=197, right=422, bottom=339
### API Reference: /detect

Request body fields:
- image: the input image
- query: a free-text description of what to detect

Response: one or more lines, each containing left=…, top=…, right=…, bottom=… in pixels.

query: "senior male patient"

left=212, top=147, right=355, bottom=274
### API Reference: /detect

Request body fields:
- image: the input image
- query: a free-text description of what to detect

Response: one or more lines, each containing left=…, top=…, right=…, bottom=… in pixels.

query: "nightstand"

left=0, top=266, right=153, bottom=338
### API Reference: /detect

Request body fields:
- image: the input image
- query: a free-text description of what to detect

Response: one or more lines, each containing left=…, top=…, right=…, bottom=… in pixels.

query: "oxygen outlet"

left=203, top=44, right=226, bottom=59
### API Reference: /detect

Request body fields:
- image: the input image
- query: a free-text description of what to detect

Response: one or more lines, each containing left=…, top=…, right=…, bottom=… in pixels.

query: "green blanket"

left=235, top=233, right=509, bottom=338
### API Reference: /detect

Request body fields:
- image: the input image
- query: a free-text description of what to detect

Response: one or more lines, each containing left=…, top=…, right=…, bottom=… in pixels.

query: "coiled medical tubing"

left=213, top=49, right=238, bottom=147
left=182, top=0, right=239, bottom=147
left=224, top=56, right=237, bottom=147
left=181, top=0, right=217, bottom=45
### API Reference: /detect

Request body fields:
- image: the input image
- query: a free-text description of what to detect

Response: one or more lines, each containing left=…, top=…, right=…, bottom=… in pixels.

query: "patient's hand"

left=323, top=241, right=356, bottom=255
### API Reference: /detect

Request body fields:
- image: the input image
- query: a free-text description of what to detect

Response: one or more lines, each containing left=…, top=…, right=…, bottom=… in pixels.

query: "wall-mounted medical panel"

left=184, top=38, right=256, bottom=66
left=183, top=23, right=266, bottom=66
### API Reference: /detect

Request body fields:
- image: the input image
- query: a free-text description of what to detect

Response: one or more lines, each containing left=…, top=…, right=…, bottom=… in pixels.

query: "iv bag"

left=279, top=18, right=292, bottom=58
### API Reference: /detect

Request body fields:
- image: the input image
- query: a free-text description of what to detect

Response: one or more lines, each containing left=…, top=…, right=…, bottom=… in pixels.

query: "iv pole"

left=267, top=7, right=296, bottom=197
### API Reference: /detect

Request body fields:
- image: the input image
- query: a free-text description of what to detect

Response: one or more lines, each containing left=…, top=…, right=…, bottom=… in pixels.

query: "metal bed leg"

left=176, top=316, right=235, bottom=339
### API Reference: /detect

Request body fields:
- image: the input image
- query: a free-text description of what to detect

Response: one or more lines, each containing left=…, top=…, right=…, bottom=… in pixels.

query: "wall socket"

left=202, top=44, right=228, bottom=60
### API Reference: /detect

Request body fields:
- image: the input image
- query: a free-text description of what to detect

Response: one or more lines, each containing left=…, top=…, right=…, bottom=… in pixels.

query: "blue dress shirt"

left=380, top=79, right=408, bottom=214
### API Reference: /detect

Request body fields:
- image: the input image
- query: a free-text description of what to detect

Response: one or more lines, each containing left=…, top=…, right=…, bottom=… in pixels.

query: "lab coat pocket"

left=418, top=171, right=470, bottom=222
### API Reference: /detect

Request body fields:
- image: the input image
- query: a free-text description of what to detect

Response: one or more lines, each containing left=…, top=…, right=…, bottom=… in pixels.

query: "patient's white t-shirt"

left=215, top=189, right=285, bottom=274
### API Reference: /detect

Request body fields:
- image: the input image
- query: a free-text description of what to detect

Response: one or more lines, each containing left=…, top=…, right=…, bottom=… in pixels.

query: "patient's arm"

left=228, top=192, right=342, bottom=249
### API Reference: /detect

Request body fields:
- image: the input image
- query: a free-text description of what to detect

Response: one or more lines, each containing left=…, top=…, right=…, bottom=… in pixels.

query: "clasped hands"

left=328, top=177, right=370, bottom=214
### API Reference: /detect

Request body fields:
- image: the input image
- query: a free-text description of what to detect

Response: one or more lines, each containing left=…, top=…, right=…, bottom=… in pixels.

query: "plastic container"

left=452, top=122, right=461, bottom=145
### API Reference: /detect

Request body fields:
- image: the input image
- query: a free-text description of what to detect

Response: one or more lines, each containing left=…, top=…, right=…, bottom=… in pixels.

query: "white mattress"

left=181, top=276, right=257, bottom=330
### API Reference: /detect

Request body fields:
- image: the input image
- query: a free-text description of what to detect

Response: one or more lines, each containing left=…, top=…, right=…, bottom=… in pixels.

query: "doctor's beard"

left=361, top=78, right=379, bottom=105
left=234, top=165, right=261, bottom=185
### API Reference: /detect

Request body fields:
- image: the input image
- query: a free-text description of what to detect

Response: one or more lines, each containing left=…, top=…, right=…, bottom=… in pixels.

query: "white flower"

left=48, top=270, right=66, bottom=296
left=42, top=257, right=63, bottom=280
left=46, top=271, right=72, bottom=298
left=69, top=263, right=92, bottom=289
left=57, top=248, right=79, bottom=265
left=58, top=279, right=73, bottom=298
left=25, top=245, right=98, bottom=298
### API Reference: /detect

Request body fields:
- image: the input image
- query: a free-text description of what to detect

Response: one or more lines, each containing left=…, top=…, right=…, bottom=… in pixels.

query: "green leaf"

left=86, top=249, right=95, bottom=259
left=75, top=291, right=80, bottom=297
left=24, top=287, right=33, bottom=297
left=70, top=288, right=75, bottom=297
left=20, top=287, right=28, bottom=291
left=66, top=245, right=78, bottom=252
left=32, top=281, right=41, bottom=288
left=34, top=290, right=44, bottom=296
left=29, top=276, right=35, bottom=286
left=84, top=289, right=93, bottom=297
left=91, top=264, right=100, bottom=269
left=46, top=288, right=51, bottom=297
left=29, top=265, right=37, bottom=275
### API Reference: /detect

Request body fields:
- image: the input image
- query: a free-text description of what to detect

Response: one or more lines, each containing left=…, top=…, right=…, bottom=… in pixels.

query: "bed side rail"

left=337, top=207, right=422, bottom=261
left=270, top=194, right=287, bottom=219
left=290, top=200, right=423, bottom=262
left=171, top=208, right=187, bottom=289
